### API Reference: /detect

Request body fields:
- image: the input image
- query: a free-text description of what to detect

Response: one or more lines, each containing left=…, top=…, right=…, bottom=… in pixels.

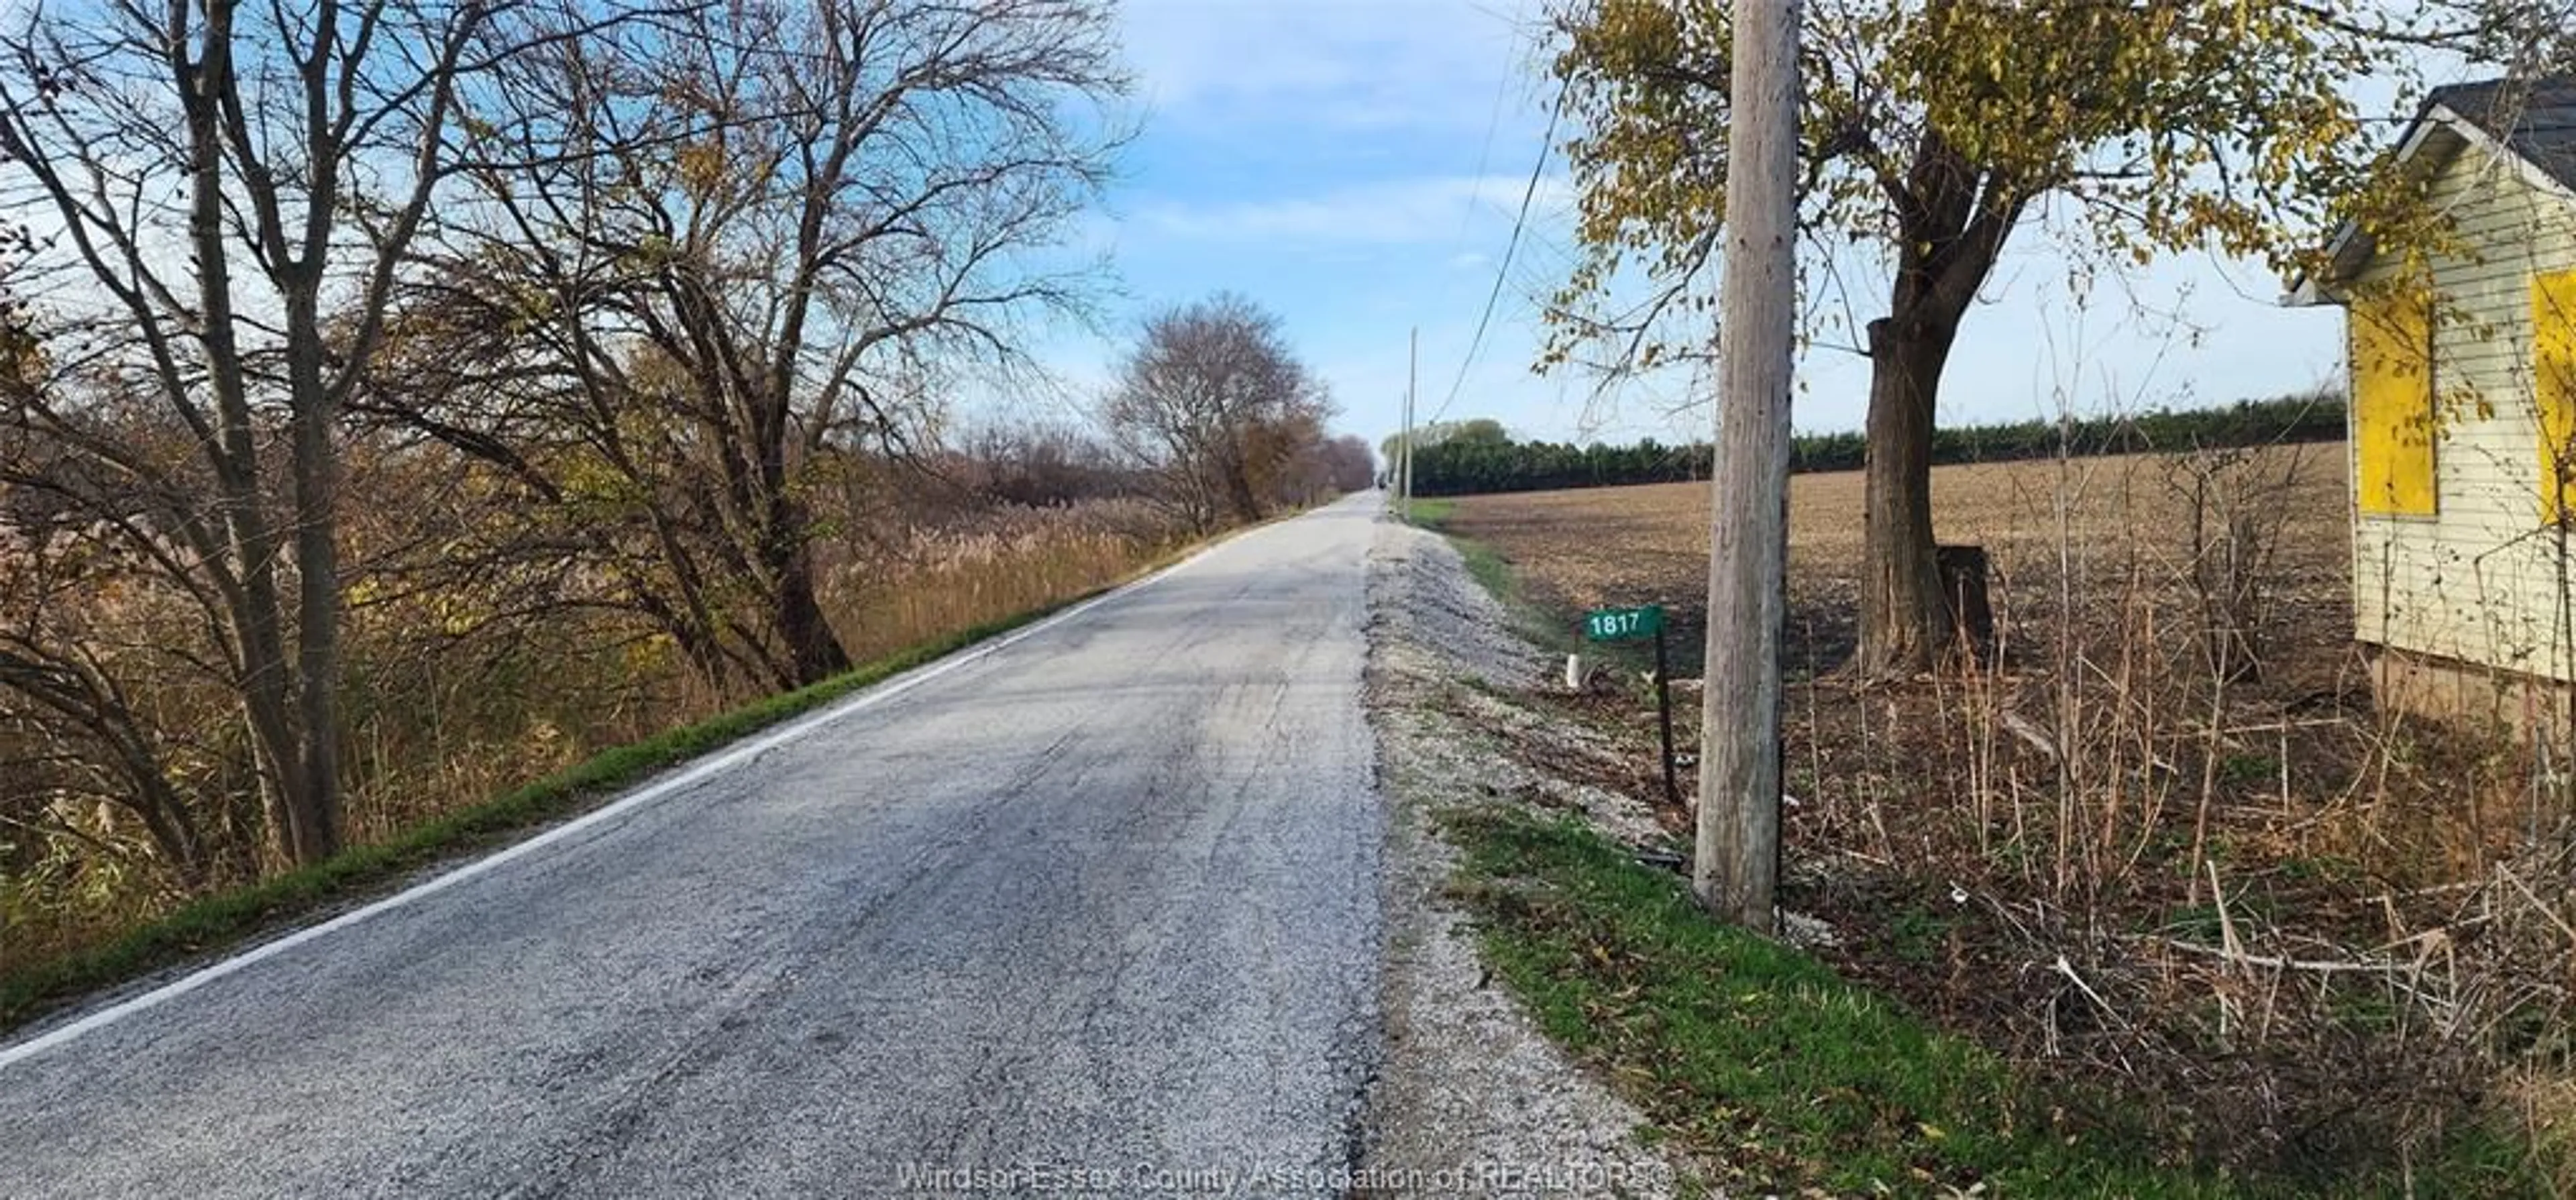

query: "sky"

left=1060, top=0, right=2415, bottom=451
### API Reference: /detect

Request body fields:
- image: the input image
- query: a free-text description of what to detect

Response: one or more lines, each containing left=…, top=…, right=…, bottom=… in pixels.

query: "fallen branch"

left=2208, top=859, right=2243, bottom=961
left=2494, top=863, right=2576, bottom=950
left=2053, top=953, right=2127, bottom=1028
left=2000, top=709, right=2058, bottom=760
left=2149, top=936, right=2402, bottom=975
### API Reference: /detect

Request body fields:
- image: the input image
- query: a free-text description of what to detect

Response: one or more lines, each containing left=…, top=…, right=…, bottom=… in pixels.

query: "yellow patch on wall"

left=2351, top=283, right=2436, bottom=517
left=2534, top=268, right=2576, bottom=523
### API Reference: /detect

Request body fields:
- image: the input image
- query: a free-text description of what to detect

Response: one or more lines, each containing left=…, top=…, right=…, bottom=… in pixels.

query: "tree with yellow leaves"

left=1549, top=0, right=2500, bottom=673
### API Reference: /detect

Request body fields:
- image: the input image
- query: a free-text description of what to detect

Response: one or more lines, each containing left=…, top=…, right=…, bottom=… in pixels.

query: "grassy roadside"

left=1440, top=807, right=2532, bottom=1197
left=1403, top=498, right=1517, bottom=610
left=0, top=525, right=1236, bottom=1036
left=1401, top=504, right=2540, bottom=1197
left=1442, top=806, right=2216, bottom=1197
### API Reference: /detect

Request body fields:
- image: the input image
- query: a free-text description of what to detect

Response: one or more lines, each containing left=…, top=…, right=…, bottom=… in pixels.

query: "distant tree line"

left=1404, top=392, right=2347, bottom=497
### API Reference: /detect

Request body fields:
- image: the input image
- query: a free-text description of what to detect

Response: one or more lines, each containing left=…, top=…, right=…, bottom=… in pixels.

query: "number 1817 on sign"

left=1583, top=604, right=1664, bottom=643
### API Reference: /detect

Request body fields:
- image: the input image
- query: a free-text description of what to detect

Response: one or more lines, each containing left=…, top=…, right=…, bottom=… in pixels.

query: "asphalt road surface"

left=0, top=495, right=1385, bottom=1198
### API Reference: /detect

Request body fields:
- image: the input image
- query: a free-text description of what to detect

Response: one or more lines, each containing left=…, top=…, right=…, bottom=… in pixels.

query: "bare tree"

left=375, top=0, right=1129, bottom=692
left=0, top=0, right=553, bottom=867
left=960, top=418, right=1131, bottom=508
left=0, top=429, right=225, bottom=891
left=1318, top=434, right=1376, bottom=494
left=1103, top=293, right=1335, bottom=530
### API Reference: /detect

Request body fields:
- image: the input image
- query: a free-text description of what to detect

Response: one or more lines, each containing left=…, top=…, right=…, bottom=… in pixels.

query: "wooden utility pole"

left=1696, top=0, right=1801, bottom=934
left=1401, top=327, right=1417, bottom=521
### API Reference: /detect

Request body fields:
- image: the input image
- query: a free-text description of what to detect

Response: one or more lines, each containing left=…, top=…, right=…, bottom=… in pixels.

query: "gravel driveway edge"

left=1354, top=514, right=1686, bottom=1199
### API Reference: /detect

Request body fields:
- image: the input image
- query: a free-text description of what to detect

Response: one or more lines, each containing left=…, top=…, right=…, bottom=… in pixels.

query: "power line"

left=1424, top=85, right=1566, bottom=431
left=1452, top=0, right=1527, bottom=242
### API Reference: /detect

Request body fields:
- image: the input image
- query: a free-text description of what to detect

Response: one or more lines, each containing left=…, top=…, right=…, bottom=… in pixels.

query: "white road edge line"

left=0, top=513, right=1284, bottom=1071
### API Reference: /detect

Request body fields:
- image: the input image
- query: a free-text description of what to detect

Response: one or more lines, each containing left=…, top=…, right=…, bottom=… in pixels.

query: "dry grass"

left=1440, top=448, right=2576, bottom=1188
left=336, top=497, right=1189, bottom=855
left=3, top=495, right=1193, bottom=977
left=824, top=497, right=1189, bottom=665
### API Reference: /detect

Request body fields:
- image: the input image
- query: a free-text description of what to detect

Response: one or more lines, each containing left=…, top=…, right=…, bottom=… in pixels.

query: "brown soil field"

left=1442, top=446, right=2354, bottom=686
left=1438, top=447, right=2576, bottom=1187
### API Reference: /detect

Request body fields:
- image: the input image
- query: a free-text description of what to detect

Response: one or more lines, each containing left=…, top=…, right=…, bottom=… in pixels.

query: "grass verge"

left=1401, top=496, right=1458, bottom=529
left=1407, top=496, right=1576, bottom=652
left=0, top=534, right=1215, bottom=1036
left=1405, top=500, right=1506, bottom=591
left=1439, top=780, right=2537, bottom=1197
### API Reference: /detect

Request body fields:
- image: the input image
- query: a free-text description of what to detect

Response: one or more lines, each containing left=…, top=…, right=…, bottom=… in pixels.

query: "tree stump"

left=1937, top=544, right=1995, bottom=663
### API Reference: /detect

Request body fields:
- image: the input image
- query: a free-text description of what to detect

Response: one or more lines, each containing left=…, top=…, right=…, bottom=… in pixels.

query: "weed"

left=1886, top=904, right=1953, bottom=965
left=2219, top=753, right=2277, bottom=785
left=1426, top=458, right=2557, bottom=1191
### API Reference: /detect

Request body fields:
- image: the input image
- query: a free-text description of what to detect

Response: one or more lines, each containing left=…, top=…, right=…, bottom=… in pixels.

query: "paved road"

left=0, top=496, right=1385, bottom=1198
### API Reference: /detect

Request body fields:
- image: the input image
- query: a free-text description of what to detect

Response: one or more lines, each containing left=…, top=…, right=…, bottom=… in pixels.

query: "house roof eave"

left=2284, top=108, right=2464, bottom=307
left=2288, top=89, right=2576, bottom=305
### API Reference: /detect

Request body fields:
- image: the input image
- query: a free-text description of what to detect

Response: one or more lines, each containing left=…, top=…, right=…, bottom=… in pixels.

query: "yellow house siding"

left=2351, top=127, right=2576, bottom=681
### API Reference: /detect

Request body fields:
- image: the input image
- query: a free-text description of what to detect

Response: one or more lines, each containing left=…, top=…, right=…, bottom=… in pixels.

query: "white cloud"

left=1133, top=173, right=1570, bottom=246
left=1117, top=0, right=1544, bottom=131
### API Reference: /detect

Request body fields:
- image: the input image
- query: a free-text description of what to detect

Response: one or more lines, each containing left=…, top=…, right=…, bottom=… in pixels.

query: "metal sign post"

left=1582, top=604, right=1680, bottom=809
left=1653, top=621, right=1679, bottom=810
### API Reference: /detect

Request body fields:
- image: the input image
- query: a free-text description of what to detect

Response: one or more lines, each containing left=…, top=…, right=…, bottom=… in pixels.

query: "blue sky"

left=1075, top=0, right=2368, bottom=449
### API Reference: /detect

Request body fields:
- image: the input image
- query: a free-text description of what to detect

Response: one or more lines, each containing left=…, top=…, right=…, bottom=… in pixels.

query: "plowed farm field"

left=1436, top=446, right=2353, bottom=683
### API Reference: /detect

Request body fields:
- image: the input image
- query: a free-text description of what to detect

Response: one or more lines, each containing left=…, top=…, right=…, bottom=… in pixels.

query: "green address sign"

left=1583, top=604, right=1664, bottom=643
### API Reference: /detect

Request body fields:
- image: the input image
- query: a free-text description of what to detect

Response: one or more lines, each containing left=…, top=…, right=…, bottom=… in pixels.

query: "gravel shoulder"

left=1356, top=514, right=1690, bottom=1199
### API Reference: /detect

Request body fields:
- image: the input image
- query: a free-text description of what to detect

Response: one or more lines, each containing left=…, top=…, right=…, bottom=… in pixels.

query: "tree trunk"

left=180, top=9, right=328, bottom=869
left=775, top=531, right=850, bottom=686
left=248, top=707, right=307, bottom=871
left=1226, top=474, right=1263, bottom=525
left=1858, top=311, right=1960, bottom=675
left=284, top=305, right=343, bottom=866
left=1218, top=441, right=1263, bottom=525
left=761, top=480, right=851, bottom=687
